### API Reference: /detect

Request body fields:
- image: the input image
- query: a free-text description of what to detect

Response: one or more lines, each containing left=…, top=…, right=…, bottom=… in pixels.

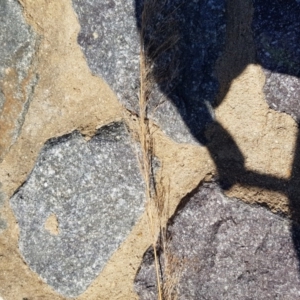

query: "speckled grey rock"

left=252, top=1, right=300, bottom=119
left=72, top=0, right=226, bottom=144
left=0, top=187, right=6, bottom=232
left=0, top=0, right=37, bottom=92
left=10, top=122, right=145, bottom=297
left=263, top=70, right=300, bottom=121
left=0, top=0, right=38, bottom=159
left=135, top=183, right=300, bottom=300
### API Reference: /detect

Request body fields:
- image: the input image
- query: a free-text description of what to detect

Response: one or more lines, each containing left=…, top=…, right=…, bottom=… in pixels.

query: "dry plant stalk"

left=138, top=8, right=163, bottom=300
left=137, top=1, right=180, bottom=299
left=162, top=244, right=182, bottom=300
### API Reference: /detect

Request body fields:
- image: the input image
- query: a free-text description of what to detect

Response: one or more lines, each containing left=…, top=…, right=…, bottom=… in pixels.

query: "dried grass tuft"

left=137, top=1, right=182, bottom=299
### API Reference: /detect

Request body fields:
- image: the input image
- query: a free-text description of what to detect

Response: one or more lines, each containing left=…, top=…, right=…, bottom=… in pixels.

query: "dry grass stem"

left=137, top=1, right=181, bottom=299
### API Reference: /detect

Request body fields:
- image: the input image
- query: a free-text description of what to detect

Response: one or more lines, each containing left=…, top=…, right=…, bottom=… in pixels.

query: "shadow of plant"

left=135, top=0, right=300, bottom=270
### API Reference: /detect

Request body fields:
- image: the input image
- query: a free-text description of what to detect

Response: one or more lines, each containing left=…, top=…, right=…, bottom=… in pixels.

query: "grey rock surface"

left=0, top=0, right=38, bottom=159
left=135, top=183, right=300, bottom=300
left=11, top=122, right=146, bottom=297
left=0, top=188, right=6, bottom=232
left=252, top=1, right=300, bottom=119
left=263, top=70, right=300, bottom=121
left=72, top=0, right=226, bottom=144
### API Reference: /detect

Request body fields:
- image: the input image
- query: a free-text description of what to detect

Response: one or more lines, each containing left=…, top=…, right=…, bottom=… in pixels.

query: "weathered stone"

left=0, top=188, right=6, bottom=232
left=10, top=122, right=146, bottom=297
left=0, top=0, right=38, bottom=161
left=72, top=0, right=226, bottom=144
left=252, top=1, right=300, bottom=119
left=135, top=183, right=300, bottom=299
left=263, top=71, right=300, bottom=121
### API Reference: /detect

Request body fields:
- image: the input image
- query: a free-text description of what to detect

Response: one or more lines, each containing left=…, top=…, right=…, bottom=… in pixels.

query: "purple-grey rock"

left=10, top=122, right=146, bottom=297
left=135, top=182, right=300, bottom=300
left=72, top=0, right=226, bottom=144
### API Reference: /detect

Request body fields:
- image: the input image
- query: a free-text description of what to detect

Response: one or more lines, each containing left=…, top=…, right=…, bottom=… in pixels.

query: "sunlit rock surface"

left=72, top=0, right=226, bottom=144
left=0, top=0, right=38, bottom=161
left=11, top=122, right=145, bottom=297
left=135, top=183, right=300, bottom=300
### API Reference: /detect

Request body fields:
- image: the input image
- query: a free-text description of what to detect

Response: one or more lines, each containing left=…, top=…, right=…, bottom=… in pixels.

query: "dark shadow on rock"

left=135, top=0, right=300, bottom=272
left=135, top=0, right=226, bottom=140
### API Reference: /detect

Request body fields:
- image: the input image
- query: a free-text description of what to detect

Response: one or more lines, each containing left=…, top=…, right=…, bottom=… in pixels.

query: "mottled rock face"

left=135, top=183, right=300, bottom=300
left=0, top=188, right=6, bottom=232
left=2, top=0, right=300, bottom=299
left=0, top=0, right=38, bottom=160
left=252, top=1, right=300, bottom=120
left=72, top=0, right=226, bottom=144
left=10, top=122, right=145, bottom=297
left=263, top=71, right=300, bottom=121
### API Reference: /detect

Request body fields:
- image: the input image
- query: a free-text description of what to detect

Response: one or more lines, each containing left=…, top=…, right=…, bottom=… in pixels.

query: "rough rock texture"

left=0, top=0, right=38, bottom=161
left=1, top=0, right=300, bottom=299
left=10, top=122, right=145, bottom=297
left=0, top=188, right=6, bottom=232
left=135, top=182, right=300, bottom=300
left=72, top=0, right=226, bottom=144
left=252, top=1, right=300, bottom=120
left=263, top=71, right=300, bottom=121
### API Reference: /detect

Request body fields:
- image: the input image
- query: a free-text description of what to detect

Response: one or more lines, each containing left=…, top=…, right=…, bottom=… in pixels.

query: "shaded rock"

left=252, top=1, right=300, bottom=119
left=10, top=122, right=146, bottom=297
left=135, top=183, right=300, bottom=300
left=0, top=0, right=38, bottom=161
left=72, top=0, right=226, bottom=144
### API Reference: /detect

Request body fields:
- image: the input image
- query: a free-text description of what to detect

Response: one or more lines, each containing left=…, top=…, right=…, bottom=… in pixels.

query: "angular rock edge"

left=135, top=182, right=300, bottom=300
left=11, top=122, right=146, bottom=297
left=71, top=0, right=226, bottom=144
